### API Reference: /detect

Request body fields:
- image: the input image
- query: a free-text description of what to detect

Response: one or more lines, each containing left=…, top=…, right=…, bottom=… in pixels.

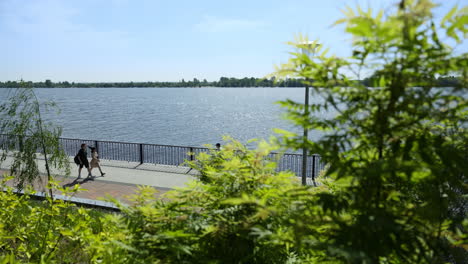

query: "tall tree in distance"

left=44, top=79, right=52, bottom=87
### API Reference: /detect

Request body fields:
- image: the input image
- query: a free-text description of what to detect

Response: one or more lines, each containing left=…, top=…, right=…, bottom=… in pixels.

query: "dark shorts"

left=79, top=160, right=89, bottom=169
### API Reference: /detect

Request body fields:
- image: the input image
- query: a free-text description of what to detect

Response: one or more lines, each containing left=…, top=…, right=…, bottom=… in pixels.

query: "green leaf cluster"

left=273, top=0, right=467, bottom=262
left=0, top=177, right=125, bottom=263
left=116, top=138, right=325, bottom=263
left=0, top=140, right=334, bottom=263
left=0, top=133, right=465, bottom=263
left=0, top=84, right=71, bottom=192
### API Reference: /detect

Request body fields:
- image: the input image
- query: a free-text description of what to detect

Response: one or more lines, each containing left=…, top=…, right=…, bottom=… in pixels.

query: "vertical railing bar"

left=139, top=143, right=143, bottom=164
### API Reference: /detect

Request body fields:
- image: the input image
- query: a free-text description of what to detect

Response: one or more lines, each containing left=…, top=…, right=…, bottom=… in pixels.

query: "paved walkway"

left=0, top=155, right=197, bottom=206
left=1, top=155, right=312, bottom=207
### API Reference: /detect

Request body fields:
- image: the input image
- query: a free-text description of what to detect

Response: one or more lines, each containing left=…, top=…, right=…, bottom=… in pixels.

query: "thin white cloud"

left=194, top=15, right=266, bottom=33
left=1, top=0, right=78, bottom=34
left=0, top=0, right=129, bottom=42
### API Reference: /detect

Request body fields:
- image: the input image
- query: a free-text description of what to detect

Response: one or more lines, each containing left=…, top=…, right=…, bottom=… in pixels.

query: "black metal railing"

left=270, top=152, right=326, bottom=180
left=0, top=134, right=326, bottom=179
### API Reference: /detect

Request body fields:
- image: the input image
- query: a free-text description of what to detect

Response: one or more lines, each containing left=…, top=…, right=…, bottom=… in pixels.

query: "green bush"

left=0, top=177, right=126, bottom=263
left=273, top=0, right=467, bottom=263
left=1, top=134, right=465, bottom=263
left=115, top=138, right=330, bottom=264
left=1, top=138, right=330, bottom=263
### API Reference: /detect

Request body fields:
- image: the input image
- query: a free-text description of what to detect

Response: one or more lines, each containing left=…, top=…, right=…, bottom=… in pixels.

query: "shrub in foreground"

left=116, top=138, right=328, bottom=263
left=0, top=177, right=126, bottom=263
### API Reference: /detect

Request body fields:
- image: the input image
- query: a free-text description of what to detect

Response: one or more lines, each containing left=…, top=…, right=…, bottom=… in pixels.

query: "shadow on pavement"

left=62, top=175, right=104, bottom=188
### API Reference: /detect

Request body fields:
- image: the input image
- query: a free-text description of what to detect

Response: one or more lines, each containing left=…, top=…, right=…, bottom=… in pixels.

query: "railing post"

left=139, top=143, right=144, bottom=164
left=95, top=140, right=99, bottom=154
left=189, top=147, right=194, bottom=161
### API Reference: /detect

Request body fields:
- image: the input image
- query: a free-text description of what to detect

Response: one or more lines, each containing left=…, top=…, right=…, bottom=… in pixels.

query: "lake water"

left=0, top=88, right=327, bottom=147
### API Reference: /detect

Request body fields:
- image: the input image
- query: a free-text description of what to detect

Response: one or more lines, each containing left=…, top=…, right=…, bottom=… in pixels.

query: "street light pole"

left=299, top=40, right=320, bottom=186
left=302, top=84, right=310, bottom=186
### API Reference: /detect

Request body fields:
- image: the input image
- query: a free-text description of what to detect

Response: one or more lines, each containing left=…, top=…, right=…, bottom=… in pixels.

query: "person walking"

left=89, top=147, right=105, bottom=177
left=75, top=143, right=93, bottom=179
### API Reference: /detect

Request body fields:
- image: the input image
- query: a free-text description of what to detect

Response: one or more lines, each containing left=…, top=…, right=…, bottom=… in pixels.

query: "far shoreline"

left=1, top=86, right=307, bottom=89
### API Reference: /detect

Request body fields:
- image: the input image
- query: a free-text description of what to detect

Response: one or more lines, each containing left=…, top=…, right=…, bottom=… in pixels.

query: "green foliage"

left=114, top=138, right=316, bottom=263
left=0, top=76, right=461, bottom=88
left=0, top=1, right=466, bottom=263
left=1, top=140, right=332, bottom=263
left=44, top=79, right=53, bottom=88
left=0, top=176, right=124, bottom=263
left=0, top=83, right=70, bottom=191
left=2, top=131, right=463, bottom=263
left=274, top=0, right=467, bottom=263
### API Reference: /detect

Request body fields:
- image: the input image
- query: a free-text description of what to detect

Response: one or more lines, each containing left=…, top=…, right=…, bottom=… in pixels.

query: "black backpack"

left=74, top=155, right=80, bottom=165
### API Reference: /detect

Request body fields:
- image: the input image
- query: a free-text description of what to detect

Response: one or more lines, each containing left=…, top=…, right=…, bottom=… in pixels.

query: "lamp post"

left=299, top=40, right=320, bottom=186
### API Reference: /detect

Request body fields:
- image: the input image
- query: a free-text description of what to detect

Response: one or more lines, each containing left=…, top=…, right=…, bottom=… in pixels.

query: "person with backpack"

left=74, top=143, right=93, bottom=179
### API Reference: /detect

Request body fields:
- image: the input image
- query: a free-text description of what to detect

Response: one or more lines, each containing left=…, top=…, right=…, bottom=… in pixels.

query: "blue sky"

left=0, top=0, right=464, bottom=82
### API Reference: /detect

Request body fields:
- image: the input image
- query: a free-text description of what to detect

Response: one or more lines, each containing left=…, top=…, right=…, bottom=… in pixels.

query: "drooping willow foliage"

left=0, top=83, right=70, bottom=194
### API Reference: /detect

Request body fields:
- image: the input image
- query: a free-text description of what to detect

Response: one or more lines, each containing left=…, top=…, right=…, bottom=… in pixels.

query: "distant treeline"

left=0, top=76, right=461, bottom=88
left=0, top=77, right=304, bottom=88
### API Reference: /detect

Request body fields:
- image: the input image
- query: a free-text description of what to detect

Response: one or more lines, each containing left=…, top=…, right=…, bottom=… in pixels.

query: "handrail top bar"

left=0, top=133, right=319, bottom=156
left=61, top=137, right=210, bottom=150
left=1, top=134, right=204, bottom=149
left=61, top=136, right=192, bottom=148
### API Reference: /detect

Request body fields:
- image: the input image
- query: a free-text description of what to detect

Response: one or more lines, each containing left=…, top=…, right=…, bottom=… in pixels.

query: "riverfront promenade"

left=0, top=155, right=197, bottom=205
left=1, top=154, right=313, bottom=207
